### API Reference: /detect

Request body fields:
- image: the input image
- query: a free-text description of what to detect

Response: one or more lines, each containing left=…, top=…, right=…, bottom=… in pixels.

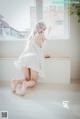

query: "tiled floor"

left=0, top=83, right=80, bottom=119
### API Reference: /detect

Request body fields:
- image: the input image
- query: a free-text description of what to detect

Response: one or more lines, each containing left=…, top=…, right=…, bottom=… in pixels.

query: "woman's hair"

left=34, top=21, right=46, bottom=34
left=27, top=21, right=46, bottom=41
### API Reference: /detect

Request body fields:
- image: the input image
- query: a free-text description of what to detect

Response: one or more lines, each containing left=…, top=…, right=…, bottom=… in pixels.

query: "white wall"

left=0, top=16, right=80, bottom=81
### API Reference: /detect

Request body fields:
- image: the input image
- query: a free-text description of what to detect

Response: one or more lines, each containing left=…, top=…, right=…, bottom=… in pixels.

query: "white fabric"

left=14, top=36, right=45, bottom=78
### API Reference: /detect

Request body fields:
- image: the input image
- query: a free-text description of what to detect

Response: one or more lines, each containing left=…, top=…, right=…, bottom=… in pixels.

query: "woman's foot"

left=19, top=81, right=27, bottom=96
left=11, top=80, right=18, bottom=93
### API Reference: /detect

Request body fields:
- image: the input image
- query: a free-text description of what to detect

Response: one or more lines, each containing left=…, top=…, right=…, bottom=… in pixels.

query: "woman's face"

left=37, top=26, right=46, bottom=33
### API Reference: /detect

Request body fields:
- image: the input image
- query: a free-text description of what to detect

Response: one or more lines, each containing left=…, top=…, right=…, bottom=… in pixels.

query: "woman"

left=11, top=21, right=48, bottom=96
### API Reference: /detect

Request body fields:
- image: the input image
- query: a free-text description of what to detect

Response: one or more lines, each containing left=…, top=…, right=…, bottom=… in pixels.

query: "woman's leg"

left=11, top=79, right=24, bottom=93
left=11, top=67, right=30, bottom=93
left=21, top=67, right=30, bottom=81
left=20, top=69, right=38, bottom=96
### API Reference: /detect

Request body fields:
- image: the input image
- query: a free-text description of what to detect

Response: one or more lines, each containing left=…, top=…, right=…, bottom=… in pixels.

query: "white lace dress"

left=14, top=36, right=46, bottom=78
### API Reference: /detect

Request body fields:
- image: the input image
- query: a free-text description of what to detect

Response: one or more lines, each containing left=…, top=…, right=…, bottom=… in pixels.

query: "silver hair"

left=27, top=21, right=46, bottom=41
left=34, top=21, right=46, bottom=34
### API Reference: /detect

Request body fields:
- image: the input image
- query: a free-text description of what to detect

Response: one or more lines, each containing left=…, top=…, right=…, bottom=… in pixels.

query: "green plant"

left=69, top=0, right=80, bottom=23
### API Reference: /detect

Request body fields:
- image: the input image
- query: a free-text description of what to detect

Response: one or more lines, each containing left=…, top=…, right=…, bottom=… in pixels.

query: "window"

left=0, top=0, right=36, bottom=40
left=43, top=0, right=70, bottom=40
left=43, top=0, right=68, bottom=39
left=0, top=0, right=69, bottom=40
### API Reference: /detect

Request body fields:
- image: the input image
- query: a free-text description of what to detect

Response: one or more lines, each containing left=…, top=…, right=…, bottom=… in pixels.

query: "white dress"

left=14, top=35, right=45, bottom=78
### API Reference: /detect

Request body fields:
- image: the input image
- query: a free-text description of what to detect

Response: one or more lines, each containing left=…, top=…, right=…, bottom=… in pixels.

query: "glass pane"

left=43, top=0, right=67, bottom=39
left=0, top=0, right=36, bottom=40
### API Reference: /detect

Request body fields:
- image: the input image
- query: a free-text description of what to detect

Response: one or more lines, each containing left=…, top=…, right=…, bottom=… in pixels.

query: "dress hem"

left=14, top=61, right=45, bottom=78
